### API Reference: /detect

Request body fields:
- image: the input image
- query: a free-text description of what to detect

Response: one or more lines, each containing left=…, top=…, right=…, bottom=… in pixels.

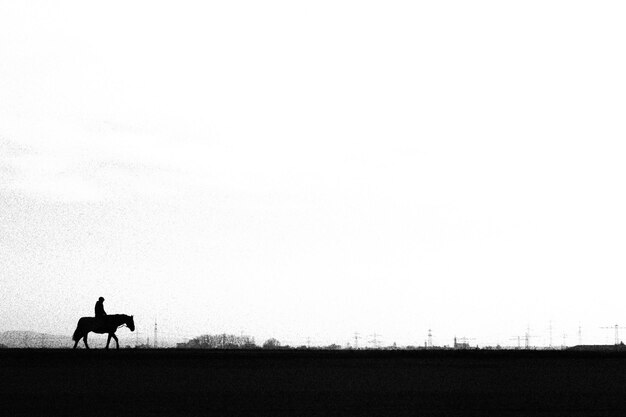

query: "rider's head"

left=99, top=297, right=105, bottom=302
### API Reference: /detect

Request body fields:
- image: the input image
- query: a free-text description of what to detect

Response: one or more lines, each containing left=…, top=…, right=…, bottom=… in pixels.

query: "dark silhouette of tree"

left=263, top=338, right=281, bottom=349
left=178, top=333, right=257, bottom=349
left=322, top=344, right=342, bottom=350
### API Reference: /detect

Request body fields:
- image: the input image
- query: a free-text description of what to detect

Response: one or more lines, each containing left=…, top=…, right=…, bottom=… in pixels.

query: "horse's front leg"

left=106, top=334, right=112, bottom=349
left=112, top=334, right=119, bottom=349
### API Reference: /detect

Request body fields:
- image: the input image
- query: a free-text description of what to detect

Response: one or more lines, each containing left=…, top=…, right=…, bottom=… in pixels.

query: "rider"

left=95, top=297, right=107, bottom=317
left=95, top=297, right=107, bottom=329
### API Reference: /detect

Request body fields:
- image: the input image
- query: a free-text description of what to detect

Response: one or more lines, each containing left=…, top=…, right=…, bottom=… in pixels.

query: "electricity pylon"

left=509, top=336, right=522, bottom=349
left=369, top=333, right=382, bottom=349
left=600, top=324, right=626, bottom=345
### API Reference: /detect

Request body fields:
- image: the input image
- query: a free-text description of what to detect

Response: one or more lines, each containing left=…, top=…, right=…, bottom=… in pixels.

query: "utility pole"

left=154, top=319, right=158, bottom=349
left=578, top=324, right=582, bottom=345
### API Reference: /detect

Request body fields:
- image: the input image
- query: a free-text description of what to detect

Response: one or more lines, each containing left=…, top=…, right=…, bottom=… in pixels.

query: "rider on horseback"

left=95, top=297, right=107, bottom=330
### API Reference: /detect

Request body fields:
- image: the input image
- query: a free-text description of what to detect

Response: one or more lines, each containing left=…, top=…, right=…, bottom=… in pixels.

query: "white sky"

left=1, top=0, right=626, bottom=347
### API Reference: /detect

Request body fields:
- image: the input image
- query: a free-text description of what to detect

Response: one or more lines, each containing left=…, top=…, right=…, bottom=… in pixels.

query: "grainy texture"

left=1, top=349, right=626, bottom=416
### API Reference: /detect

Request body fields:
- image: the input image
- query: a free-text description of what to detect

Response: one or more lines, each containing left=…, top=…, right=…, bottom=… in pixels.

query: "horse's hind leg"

left=106, top=334, right=112, bottom=349
left=83, top=333, right=90, bottom=349
left=73, top=337, right=79, bottom=349
left=112, top=334, right=119, bottom=349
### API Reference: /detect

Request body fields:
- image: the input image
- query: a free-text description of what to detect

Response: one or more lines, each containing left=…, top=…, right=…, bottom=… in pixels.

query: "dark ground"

left=2, top=349, right=626, bottom=416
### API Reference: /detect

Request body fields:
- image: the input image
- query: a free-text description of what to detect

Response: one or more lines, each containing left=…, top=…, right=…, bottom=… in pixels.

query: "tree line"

left=176, top=334, right=345, bottom=349
left=176, top=334, right=284, bottom=349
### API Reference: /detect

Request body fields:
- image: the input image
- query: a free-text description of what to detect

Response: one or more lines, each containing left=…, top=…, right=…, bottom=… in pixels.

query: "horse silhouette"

left=72, top=314, right=135, bottom=349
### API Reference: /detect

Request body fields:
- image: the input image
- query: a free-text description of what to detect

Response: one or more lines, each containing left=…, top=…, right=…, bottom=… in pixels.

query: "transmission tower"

left=524, top=326, right=538, bottom=349
left=353, top=332, right=360, bottom=349
left=511, top=327, right=537, bottom=349
left=427, top=329, right=433, bottom=348
left=509, top=336, right=522, bottom=349
left=369, top=333, right=381, bottom=349
left=600, top=324, right=626, bottom=345
left=154, top=319, right=158, bottom=349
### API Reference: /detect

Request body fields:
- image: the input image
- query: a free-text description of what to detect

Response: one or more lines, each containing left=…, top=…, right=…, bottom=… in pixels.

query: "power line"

left=509, top=336, right=521, bottom=349
left=454, top=336, right=476, bottom=349
left=600, top=324, right=626, bottom=345
left=524, top=326, right=538, bottom=349
left=369, top=333, right=381, bottom=349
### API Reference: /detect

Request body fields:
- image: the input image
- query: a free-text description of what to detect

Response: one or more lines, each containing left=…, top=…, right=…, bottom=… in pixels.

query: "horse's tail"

left=72, top=318, right=84, bottom=341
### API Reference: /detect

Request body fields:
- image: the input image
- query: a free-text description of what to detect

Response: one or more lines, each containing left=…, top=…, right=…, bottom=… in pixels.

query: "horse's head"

left=126, top=315, right=135, bottom=332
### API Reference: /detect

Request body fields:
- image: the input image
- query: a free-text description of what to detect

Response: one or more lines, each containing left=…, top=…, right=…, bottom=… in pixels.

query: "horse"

left=72, top=314, right=135, bottom=349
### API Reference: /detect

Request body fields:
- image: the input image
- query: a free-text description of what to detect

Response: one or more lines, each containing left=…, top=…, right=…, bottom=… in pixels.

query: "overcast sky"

left=1, top=1, right=626, bottom=347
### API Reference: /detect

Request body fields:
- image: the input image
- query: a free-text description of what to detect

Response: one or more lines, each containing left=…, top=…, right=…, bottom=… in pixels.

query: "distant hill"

left=0, top=330, right=179, bottom=349
left=0, top=331, right=72, bottom=348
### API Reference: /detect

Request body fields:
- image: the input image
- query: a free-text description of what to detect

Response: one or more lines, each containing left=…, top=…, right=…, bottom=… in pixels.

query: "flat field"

left=2, top=349, right=626, bottom=416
